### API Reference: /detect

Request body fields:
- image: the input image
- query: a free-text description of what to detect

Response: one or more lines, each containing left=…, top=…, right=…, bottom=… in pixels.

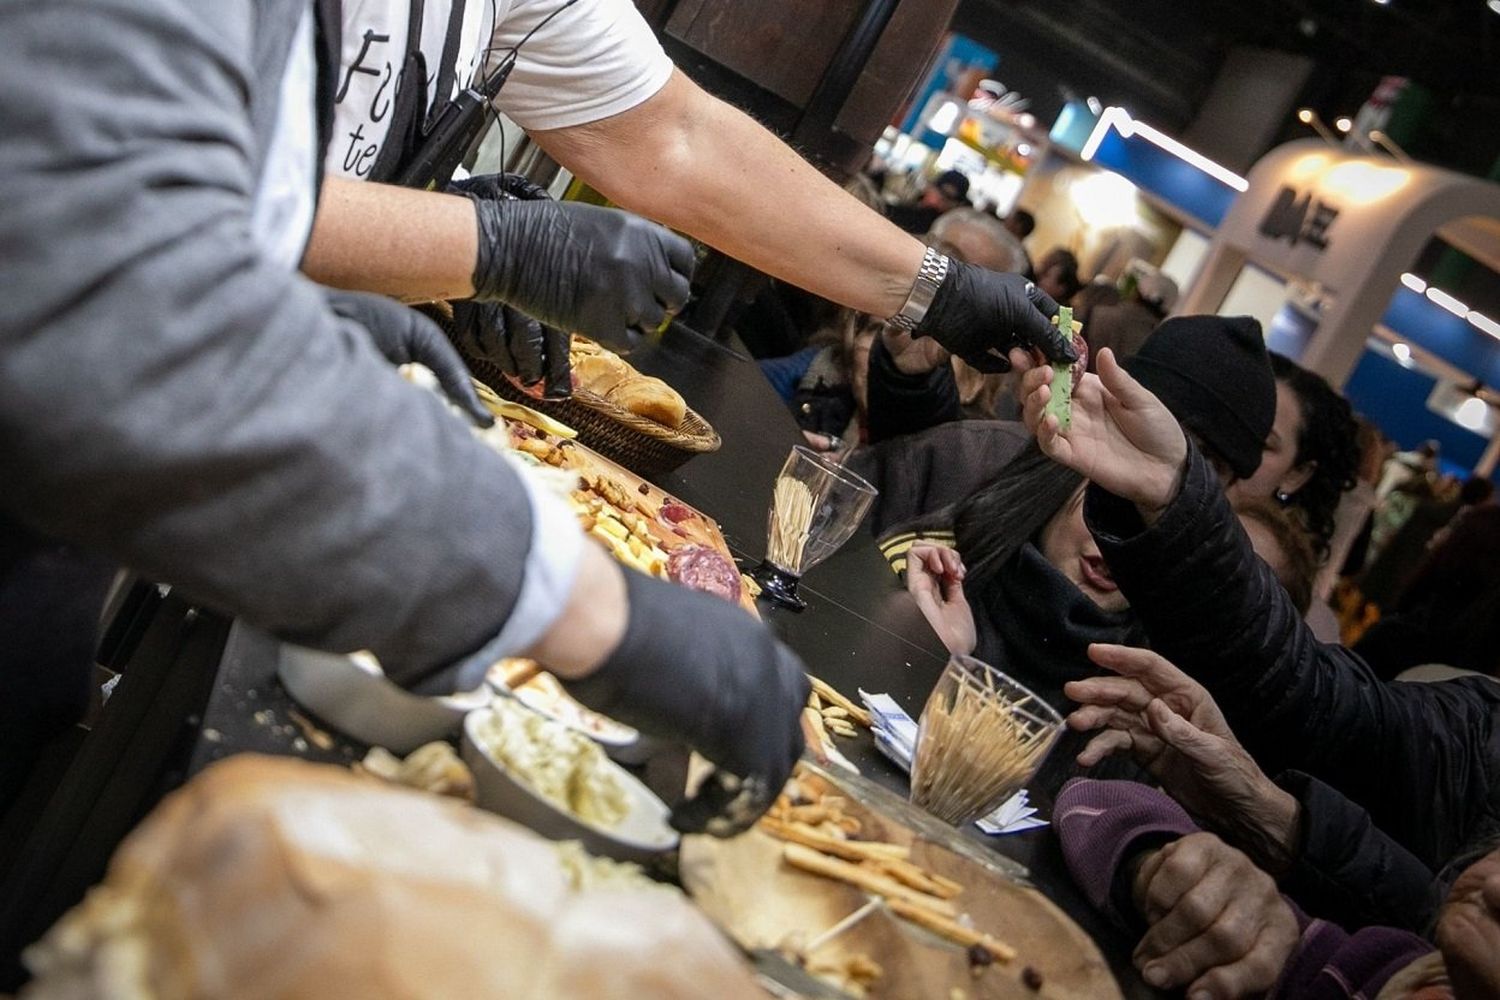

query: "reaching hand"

left=1021, top=347, right=1188, bottom=514
left=451, top=299, right=572, bottom=398
left=1065, top=644, right=1301, bottom=873
left=562, top=567, right=808, bottom=837
left=1130, top=832, right=1301, bottom=997
left=324, top=289, right=492, bottom=427
left=461, top=180, right=695, bottom=346
left=905, top=543, right=976, bottom=656
left=916, top=262, right=1072, bottom=373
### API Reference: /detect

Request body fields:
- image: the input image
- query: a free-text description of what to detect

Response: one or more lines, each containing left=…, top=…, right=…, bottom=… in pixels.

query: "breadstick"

left=759, top=818, right=911, bottom=863
left=866, top=858, right=964, bottom=900
left=783, top=843, right=956, bottom=916
left=801, top=707, right=830, bottom=765
left=885, top=897, right=1016, bottom=963
left=808, top=676, right=873, bottom=727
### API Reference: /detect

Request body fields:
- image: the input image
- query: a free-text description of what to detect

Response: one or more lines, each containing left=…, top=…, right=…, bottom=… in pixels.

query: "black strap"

left=311, top=0, right=343, bottom=191
left=425, top=0, right=469, bottom=132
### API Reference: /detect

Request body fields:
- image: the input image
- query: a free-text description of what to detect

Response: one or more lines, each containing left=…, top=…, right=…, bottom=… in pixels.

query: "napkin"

left=860, top=691, right=1048, bottom=835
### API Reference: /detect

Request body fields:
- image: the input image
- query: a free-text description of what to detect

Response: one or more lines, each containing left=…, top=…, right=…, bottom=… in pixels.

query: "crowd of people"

left=748, top=169, right=1500, bottom=997
left=7, top=0, right=1500, bottom=993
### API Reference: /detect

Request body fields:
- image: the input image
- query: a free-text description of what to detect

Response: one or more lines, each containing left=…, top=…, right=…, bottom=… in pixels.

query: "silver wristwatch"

left=887, top=246, right=951, bottom=331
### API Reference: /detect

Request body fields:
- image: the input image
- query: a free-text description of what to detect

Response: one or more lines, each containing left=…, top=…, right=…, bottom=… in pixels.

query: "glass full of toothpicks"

left=752, top=446, right=877, bottom=611
left=909, top=656, right=1064, bottom=826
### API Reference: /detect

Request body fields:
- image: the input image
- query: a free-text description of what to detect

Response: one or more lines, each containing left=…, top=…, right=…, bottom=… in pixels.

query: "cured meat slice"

left=667, top=545, right=742, bottom=604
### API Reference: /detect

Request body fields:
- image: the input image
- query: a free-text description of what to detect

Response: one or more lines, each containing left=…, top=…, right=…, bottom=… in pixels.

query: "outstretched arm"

left=1020, top=353, right=1500, bottom=868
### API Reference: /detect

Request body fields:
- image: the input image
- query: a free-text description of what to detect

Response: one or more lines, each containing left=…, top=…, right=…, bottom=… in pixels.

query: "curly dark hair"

left=1270, top=353, right=1360, bottom=559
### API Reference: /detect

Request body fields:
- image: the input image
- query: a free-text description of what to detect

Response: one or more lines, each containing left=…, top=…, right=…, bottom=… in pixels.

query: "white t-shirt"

left=328, top=0, right=672, bottom=178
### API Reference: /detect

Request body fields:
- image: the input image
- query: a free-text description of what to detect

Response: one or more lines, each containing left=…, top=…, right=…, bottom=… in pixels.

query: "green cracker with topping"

left=1045, top=306, right=1078, bottom=432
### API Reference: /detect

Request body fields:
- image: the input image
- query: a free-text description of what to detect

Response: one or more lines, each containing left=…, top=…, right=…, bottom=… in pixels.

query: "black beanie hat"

left=1123, top=315, right=1276, bottom=480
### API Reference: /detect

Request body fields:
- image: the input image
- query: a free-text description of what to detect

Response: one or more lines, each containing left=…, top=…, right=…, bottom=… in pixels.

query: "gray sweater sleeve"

left=0, top=0, right=570, bottom=690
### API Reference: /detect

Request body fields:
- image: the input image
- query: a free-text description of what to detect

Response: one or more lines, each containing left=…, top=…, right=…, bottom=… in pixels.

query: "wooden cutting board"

left=681, top=767, right=1120, bottom=1000
left=501, top=416, right=757, bottom=617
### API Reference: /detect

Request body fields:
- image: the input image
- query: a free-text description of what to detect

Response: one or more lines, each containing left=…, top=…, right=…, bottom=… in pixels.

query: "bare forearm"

left=522, top=543, right=629, bottom=679
left=302, top=177, right=479, bottom=301
left=533, top=71, right=926, bottom=318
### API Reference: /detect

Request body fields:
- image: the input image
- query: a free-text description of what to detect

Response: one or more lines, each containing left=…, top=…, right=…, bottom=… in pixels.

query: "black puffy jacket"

left=1085, top=445, right=1500, bottom=931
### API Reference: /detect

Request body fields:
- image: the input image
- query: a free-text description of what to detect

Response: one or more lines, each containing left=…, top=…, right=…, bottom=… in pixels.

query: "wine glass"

left=909, top=656, right=1063, bottom=826
left=753, top=446, right=877, bottom=610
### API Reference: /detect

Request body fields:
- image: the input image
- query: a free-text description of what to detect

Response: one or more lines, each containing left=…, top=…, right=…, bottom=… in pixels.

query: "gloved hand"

left=563, top=568, right=809, bottom=837
left=916, top=259, right=1074, bottom=373
left=451, top=172, right=695, bottom=346
left=447, top=174, right=572, bottom=396
left=450, top=299, right=572, bottom=398
left=324, top=288, right=493, bottom=427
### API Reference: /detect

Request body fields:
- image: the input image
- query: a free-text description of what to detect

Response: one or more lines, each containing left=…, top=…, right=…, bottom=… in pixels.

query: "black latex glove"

left=447, top=174, right=573, bottom=396
left=564, top=568, right=809, bottom=837
left=451, top=300, right=572, bottom=398
left=455, top=176, right=695, bottom=346
left=915, top=259, right=1074, bottom=373
left=324, top=289, right=493, bottom=427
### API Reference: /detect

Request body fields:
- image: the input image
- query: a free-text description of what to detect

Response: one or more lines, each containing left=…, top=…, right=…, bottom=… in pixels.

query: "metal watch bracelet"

left=887, top=246, right=951, bottom=331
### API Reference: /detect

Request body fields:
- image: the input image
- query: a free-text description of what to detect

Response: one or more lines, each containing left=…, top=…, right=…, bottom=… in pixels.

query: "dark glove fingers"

left=504, top=307, right=548, bottom=384
left=1021, top=281, right=1077, bottom=364
left=659, top=264, right=692, bottom=315
left=633, top=296, right=669, bottom=335
left=541, top=325, right=573, bottom=399
left=496, top=172, right=551, bottom=201
left=669, top=769, right=778, bottom=838
left=661, top=230, right=697, bottom=284
left=1025, top=281, right=1062, bottom=320
left=405, top=316, right=493, bottom=427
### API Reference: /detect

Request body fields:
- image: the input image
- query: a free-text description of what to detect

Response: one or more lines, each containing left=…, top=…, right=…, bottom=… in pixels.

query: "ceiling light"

left=1016, top=142, right=1033, bottom=156
left=1392, top=342, right=1412, bottom=364
left=1297, top=108, right=1314, bottom=124
left=1086, top=96, right=1103, bottom=115
left=1456, top=396, right=1489, bottom=431
left=1400, top=272, right=1427, bottom=293
left=929, top=100, right=960, bottom=135
left=1334, top=116, right=1353, bottom=133
left=1017, top=112, right=1036, bottom=129
left=1470, top=311, right=1500, bottom=340
left=1489, top=0, right=1500, bottom=14
left=1426, top=287, right=1469, bottom=317
left=1370, top=0, right=1391, bottom=6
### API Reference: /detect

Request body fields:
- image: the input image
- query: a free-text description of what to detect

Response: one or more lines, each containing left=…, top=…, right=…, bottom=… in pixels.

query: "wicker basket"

left=464, top=352, right=721, bottom=476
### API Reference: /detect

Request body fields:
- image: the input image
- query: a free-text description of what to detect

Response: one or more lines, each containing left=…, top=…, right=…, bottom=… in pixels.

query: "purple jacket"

left=1054, top=779, right=1440, bottom=999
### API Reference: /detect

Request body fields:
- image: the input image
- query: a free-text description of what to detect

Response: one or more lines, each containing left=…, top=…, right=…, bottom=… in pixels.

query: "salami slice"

left=667, top=545, right=743, bottom=604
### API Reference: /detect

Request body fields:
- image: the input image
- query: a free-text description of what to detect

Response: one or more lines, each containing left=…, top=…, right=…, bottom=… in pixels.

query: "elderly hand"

left=916, top=262, right=1071, bottom=373
left=905, top=543, right=976, bottom=656
left=1437, top=848, right=1500, bottom=999
left=1066, top=644, right=1301, bottom=873
left=1021, top=347, right=1187, bottom=516
left=1129, top=832, right=1301, bottom=998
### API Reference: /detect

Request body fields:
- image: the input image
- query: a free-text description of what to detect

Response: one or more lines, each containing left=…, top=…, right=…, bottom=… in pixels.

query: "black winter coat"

left=1086, top=445, right=1500, bottom=932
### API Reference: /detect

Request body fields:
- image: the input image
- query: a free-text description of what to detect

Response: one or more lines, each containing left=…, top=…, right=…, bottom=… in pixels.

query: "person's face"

left=1040, top=487, right=1129, bottom=613
left=920, top=185, right=960, bottom=212
left=1037, top=262, right=1068, bottom=303
left=1228, top=382, right=1312, bottom=503
left=1437, top=848, right=1500, bottom=998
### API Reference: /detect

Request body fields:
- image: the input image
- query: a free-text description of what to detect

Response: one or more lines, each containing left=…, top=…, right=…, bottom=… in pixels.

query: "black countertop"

left=188, top=323, right=1156, bottom=998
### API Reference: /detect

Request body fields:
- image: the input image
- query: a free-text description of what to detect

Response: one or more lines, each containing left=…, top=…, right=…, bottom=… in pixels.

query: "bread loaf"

left=22, top=756, right=761, bottom=1000
left=607, top=375, right=687, bottom=428
left=572, top=351, right=633, bottom=397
